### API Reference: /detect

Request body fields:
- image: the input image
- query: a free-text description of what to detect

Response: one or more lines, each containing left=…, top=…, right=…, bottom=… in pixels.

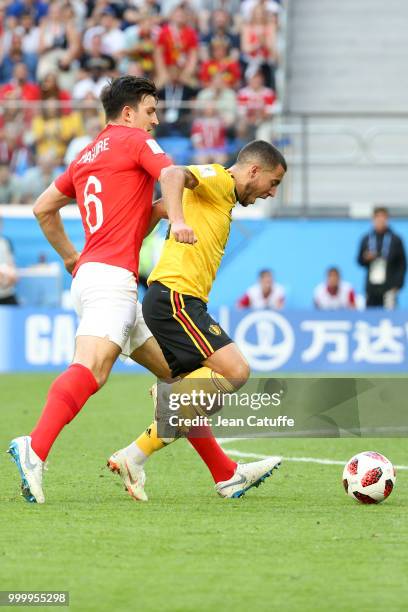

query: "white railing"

left=3, top=100, right=408, bottom=214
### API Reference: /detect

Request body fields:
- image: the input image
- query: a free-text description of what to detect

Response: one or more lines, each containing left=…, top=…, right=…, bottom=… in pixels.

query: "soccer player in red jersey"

left=8, top=76, right=239, bottom=504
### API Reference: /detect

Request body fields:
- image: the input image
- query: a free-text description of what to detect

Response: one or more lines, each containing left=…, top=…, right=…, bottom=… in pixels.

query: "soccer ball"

left=342, top=451, right=396, bottom=504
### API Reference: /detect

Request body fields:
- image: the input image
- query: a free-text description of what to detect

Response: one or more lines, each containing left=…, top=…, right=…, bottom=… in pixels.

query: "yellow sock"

left=173, top=366, right=234, bottom=394
left=135, top=369, right=235, bottom=456
left=168, top=367, right=235, bottom=417
left=136, top=421, right=166, bottom=456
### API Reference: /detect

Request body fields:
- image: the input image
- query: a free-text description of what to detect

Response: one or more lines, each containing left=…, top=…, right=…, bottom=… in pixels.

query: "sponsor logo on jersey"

left=198, top=165, right=217, bottom=177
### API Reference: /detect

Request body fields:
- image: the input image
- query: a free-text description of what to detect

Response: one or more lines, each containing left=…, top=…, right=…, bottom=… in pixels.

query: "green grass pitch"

left=1, top=373, right=407, bottom=611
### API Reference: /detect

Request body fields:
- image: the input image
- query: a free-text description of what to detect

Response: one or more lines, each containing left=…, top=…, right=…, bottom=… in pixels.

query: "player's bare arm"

left=182, top=168, right=199, bottom=190
left=145, top=198, right=168, bottom=236
left=159, top=166, right=198, bottom=244
left=33, top=183, right=80, bottom=274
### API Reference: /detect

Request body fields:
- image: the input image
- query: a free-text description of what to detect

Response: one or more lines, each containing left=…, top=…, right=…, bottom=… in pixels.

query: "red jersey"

left=199, top=58, right=241, bottom=88
left=314, top=281, right=356, bottom=310
left=55, top=124, right=172, bottom=277
left=237, top=86, right=276, bottom=119
left=191, top=117, right=226, bottom=149
left=237, top=283, right=285, bottom=309
left=0, top=81, right=41, bottom=101
left=157, top=24, right=198, bottom=67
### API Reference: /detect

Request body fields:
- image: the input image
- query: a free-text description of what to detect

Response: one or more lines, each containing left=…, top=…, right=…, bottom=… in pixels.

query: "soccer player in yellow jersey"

left=109, top=140, right=287, bottom=499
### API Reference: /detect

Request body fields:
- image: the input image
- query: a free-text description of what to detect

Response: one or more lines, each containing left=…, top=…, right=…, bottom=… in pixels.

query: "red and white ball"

left=342, top=451, right=396, bottom=504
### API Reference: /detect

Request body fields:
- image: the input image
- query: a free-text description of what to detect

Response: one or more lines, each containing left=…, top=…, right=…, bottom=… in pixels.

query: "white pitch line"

left=221, top=448, right=408, bottom=471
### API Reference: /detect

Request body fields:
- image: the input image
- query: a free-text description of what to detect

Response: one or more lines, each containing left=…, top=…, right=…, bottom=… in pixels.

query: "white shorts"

left=71, top=262, right=152, bottom=355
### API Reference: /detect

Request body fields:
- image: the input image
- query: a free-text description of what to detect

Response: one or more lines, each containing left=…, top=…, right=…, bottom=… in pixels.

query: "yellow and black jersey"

left=148, top=163, right=237, bottom=302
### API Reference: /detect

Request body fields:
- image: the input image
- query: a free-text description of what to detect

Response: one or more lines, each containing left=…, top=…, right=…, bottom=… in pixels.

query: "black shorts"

left=142, top=281, right=233, bottom=377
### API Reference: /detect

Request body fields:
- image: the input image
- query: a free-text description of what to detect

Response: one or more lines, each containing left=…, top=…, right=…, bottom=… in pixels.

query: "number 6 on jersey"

left=84, top=175, right=103, bottom=234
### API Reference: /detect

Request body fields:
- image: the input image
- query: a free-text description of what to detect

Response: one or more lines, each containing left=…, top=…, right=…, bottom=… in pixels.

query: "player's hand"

left=64, top=251, right=81, bottom=274
left=171, top=221, right=197, bottom=244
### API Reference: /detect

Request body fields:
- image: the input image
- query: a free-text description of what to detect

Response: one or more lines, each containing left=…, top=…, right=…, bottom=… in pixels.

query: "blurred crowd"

left=0, top=0, right=282, bottom=204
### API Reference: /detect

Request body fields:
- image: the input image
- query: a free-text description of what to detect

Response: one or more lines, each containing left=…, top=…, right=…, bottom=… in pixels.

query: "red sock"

left=30, top=363, right=99, bottom=461
left=188, top=426, right=237, bottom=483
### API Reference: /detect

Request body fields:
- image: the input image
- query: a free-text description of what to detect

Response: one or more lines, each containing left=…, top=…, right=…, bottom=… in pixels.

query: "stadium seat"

left=156, top=137, right=192, bottom=165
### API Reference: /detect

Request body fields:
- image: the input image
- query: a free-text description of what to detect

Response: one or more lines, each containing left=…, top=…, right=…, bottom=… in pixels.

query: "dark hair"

left=327, top=267, right=340, bottom=276
left=236, top=140, right=287, bottom=172
left=100, top=76, right=158, bottom=120
left=373, top=206, right=389, bottom=216
left=259, top=269, right=272, bottom=278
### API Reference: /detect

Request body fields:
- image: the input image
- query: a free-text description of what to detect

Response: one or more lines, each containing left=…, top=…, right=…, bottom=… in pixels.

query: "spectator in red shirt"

left=314, top=268, right=356, bottom=310
left=237, top=269, right=285, bottom=310
left=0, top=62, right=40, bottom=126
left=241, top=0, right=278, bottom=88
left=199, top=36, right=241, bottom=89
left=154, top=4, right=199, bottom=87
left=0, top=62, right=40, bottom=101
left=0, top=121, right=32, bottom=176
left=191, top=103, right=228, bottom=164
left=237, top=69, right=276, bottom=139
